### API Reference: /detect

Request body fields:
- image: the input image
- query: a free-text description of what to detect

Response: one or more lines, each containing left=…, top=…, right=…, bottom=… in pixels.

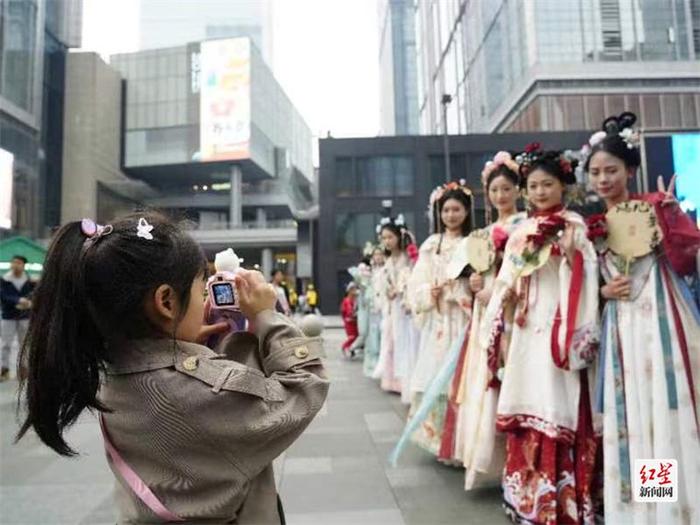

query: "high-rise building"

left=0, top=0, right=83, bottom=240
left=137, top=0, right=274, bottom=65
left=415, top=0, right=700, bottom=134
left=378, top=0, right=420, bottom=135
left=61, top=37, right=316, bottom=280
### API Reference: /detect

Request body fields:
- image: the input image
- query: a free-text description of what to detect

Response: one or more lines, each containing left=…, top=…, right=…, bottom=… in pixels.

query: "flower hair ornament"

left=136, top=217, right=154, bottom=240
left=81, top=218, right=113, bottom=250
left=481, top=152, right=521, bottom=224
left=516, top=144, right=578, bottom=185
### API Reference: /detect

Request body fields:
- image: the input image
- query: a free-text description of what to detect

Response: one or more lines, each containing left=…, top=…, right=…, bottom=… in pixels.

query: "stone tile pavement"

left=0, top=327, right=508, bottom=524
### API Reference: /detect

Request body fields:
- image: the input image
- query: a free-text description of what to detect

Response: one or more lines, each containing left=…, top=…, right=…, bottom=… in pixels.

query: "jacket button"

left=294, top=346, right=310, bottom=359
left=183, top=356, right=199, bottom=371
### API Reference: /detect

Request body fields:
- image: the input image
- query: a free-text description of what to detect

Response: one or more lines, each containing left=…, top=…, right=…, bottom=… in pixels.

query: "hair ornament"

left=481, top=151, right=521, bottom=186
left=81, top=218, right=113, bottom=251
left=429, top=180, right=473, bottom=206
left=136, top=217, right=155, bottom=240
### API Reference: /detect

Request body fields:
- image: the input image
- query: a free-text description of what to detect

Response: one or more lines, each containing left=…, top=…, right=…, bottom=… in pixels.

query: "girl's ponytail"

left=17, top=222, right=107, bottom=456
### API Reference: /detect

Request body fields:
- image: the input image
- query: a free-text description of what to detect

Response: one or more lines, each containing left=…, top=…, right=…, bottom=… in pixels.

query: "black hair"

left=486, top=164, right=520, bottom=191
left=360, top=256, right=372, bottom=266
left=584, top=112, right=641, bottom=171
left=433, top=189, right=473, bottom=236
left=16, top=211, right=207, bottom=456
left=11, top=255, right=28, bottom=264
left=271, top=269, right=284, bottom=279
left=380, top=220, right=413, bottom=257
left=520, top=150, right=577, bottom=188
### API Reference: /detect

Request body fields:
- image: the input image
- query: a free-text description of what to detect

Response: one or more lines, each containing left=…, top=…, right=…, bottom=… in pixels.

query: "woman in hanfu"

left=480, top=147, right=600, bottom=525
left=406, top=182, right=473, bottom=457
left=450, top=153, right=526, bottom=483
left=585, top=113, right=700, bottom=525
left=394, top=235, right=420, bottom=404
left=362, top=246, right=385, bottom=377
left=347, top=253, right=373, bottom=358
left=373, top=215, right=415, bottom=394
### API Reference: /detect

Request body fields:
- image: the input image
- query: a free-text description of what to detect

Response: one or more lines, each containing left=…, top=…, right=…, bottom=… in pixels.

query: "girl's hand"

left=234, top=269, right=278, bottom=318
left=558, top=223, right=576, bottom=263
left=431, top=286, right=442, bottom=302
left=469, top=273, right=484, bottom=293
left=657, top=174, right=677, bottom=206
left=601, top=276, right=632, bottom=300
left=196, top=322, right=229, bottom=344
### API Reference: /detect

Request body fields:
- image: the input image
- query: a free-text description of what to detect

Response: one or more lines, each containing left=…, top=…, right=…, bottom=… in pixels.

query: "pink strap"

left=99, top=414, right=184, bottom=522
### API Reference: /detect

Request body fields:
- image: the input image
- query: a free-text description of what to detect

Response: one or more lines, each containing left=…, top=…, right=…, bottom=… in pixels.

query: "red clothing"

left=341, top=296, right=358, bottom=351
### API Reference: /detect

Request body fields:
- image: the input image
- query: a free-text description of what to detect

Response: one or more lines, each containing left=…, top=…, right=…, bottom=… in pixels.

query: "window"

left=335, top=156, right=414, bottom=197
left=335, top=157, right=353, bottom=197
left=429, top=154, right=467, bottom=189
left=1, top=0, right=38, bottom=112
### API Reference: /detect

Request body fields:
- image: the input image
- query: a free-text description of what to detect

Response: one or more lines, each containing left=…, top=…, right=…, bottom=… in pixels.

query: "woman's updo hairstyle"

left=583, top=111, right=641, bottom=171
left=517, top=143, right=578, bottom=188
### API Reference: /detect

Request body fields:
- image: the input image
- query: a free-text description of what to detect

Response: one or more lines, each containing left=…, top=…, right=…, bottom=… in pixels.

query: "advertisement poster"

left=199, top=38, right=251, bottom=162
left=0, top=148, right=13, bottom=230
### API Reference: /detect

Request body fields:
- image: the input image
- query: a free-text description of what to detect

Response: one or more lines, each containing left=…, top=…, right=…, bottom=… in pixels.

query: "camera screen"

left=212, top=282, right=236, bottom=306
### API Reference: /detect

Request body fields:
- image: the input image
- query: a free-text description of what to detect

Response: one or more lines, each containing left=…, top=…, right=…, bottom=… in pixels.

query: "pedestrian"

left=1, top=255, right=35, bottom=381
left=305, top=283, right=319, bottom=314
left=480, top=146, right=600, bottom=524
left=340, top=282, right=359, bottom=357
left=405, top=182, right=473, bottom=457
left=271, top=269, right=291, bottom=315
left=586, top=113, right=700, bottom=524
left=16, top=213, right=329, bottom=524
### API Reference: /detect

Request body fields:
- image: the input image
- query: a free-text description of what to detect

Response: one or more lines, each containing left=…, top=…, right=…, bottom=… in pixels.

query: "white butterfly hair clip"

left=136, top=217, right=154, bottom=240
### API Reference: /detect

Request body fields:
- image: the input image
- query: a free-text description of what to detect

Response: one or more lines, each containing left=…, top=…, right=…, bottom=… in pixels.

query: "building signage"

left=199, top=38, right=251, bottom=162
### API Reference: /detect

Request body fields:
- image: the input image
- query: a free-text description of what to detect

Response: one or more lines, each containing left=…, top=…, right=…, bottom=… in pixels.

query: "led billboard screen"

left=199, top=38, right=251, bottom=162
left=0, top=148, right=13, bottom=230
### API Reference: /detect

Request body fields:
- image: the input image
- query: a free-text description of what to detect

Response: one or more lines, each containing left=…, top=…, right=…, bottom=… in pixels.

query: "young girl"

left=406, top=182, right=473, bottom=457
left=585, top=113, right=700, bottom=524
left=480, top=148, right=600, bottom=524
left=373, top=216, right=414, bottom=394
left=17, top=213, right=329, bottom=524
left=454, top=152, right=526, bottom=485
left=363, top=246, right=385, bottom=377
left=340, top=282, right=359, bottom=357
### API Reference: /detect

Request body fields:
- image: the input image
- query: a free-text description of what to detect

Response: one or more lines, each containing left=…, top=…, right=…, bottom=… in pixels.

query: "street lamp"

left=441, top=94, right=453, bottom=183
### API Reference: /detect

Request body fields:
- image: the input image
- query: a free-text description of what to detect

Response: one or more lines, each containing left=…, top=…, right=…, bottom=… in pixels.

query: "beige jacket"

left=99, top=310, right=329, bottom=524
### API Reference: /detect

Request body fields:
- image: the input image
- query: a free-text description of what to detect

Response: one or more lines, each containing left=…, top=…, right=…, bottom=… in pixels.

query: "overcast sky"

left=80, top=0, right=381, bottom=141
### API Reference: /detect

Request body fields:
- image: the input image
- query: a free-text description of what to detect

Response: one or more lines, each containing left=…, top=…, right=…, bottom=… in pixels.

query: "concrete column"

left=229, top=165, right=242, bottom=227
left=262, top=248, right=273, bottom=279
left=256, top=208, right=267, bottom=227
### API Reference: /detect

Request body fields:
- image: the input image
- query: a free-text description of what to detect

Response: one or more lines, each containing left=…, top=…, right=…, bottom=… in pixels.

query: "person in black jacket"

left=1, top=255, right=35, bottom=380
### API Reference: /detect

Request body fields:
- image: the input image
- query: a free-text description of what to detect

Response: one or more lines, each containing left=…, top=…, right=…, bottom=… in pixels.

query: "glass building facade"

left=0, top=0, right=78, bottom=240
left=378, top=0, right=420, bottom=135
left=415, top=0, right=700, bottom=134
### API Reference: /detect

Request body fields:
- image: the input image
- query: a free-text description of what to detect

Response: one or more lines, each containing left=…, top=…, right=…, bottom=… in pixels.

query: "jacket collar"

left=105, top=337, right=216, bottom=375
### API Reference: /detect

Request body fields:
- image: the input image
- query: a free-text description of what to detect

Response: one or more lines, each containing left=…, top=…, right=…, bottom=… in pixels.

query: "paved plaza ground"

left=0, top=324, right=506, bottom=524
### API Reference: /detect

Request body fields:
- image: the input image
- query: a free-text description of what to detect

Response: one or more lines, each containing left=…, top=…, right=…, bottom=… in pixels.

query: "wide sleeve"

left=188, top=310, right=330, bottom=481
left=478, top=230, right=521, bottom=351
left=552, top=221, right=600, bottom=370
left=407, top=236, right=437, bottom=316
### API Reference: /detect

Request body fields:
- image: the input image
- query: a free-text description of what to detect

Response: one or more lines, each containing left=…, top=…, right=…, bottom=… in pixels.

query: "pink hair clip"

left=81, top=218, right=113, bottom=250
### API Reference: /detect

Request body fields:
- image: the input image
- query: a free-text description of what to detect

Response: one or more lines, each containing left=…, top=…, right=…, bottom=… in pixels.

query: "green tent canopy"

left=0, top=236, right=47, bottom=277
